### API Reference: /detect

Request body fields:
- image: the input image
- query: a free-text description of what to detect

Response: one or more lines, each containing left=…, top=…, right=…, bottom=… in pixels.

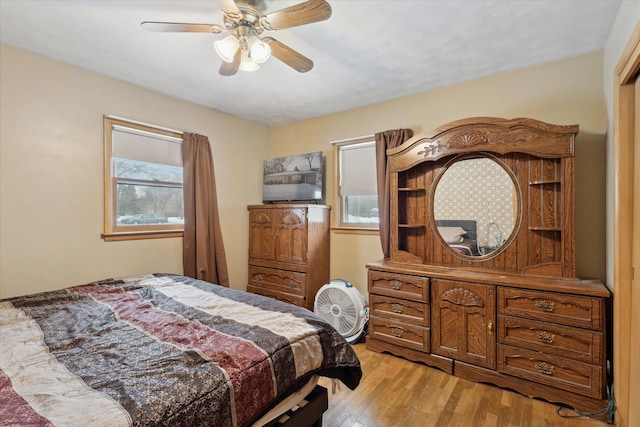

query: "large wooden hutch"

left=366, top=117, right=610, bottom=415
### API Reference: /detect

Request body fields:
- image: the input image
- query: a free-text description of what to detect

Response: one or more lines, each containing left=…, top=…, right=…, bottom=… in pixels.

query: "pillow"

left=437, top=226, right=467, bottom=244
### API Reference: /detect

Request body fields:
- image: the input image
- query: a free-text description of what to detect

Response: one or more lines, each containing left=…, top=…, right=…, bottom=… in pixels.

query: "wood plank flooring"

left=317, top=343, right=609, bottom=427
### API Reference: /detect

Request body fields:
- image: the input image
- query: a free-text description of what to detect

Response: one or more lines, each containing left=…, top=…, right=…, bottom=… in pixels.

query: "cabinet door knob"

left=487, top=321, right=493, bottom=334
left=534, top=362, right=555, bottom=375
left=390, top=280, right=403, bottom=290
left=535, top=331, right=556, bottom=343
left=534, top=300, right=556, bottom=312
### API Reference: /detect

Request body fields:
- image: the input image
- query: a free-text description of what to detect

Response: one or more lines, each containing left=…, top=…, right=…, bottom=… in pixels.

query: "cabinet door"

left=274, top=208, right=308, bottom=264
left=249, top=209, right=276, bottom=260
left=432, top=279, right=496, bottom=369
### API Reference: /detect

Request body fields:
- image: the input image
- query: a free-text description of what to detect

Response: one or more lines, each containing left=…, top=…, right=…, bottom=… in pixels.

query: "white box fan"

left=314, top=279, right=369, bottom=344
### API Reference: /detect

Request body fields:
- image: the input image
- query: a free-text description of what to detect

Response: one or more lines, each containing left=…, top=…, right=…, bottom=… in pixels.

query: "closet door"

left=432, top=279, right=496, bottom=369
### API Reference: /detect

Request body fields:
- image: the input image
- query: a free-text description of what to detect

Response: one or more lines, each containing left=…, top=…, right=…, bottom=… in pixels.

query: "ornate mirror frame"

left=429, top=152, right=523, bottom=262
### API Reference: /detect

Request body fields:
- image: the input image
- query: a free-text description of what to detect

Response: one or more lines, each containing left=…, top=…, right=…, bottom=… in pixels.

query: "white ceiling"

left=0, top=0, right=622, bottom=128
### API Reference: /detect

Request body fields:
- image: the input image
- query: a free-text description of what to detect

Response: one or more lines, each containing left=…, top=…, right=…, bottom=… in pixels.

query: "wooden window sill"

left=332, top=227, right=379, bottom=235
left=102, top=230, right=183, bottom=241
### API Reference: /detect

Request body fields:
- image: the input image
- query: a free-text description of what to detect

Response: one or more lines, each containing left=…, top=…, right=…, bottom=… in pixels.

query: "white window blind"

left=339, top=141, right=376, bottom=196
left=112, top=125, right=182, bottom=167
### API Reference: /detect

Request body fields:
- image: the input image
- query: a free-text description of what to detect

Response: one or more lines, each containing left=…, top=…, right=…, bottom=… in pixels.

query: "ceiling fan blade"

left=219, top=49, right=241, bottom=76
left=263, top=37, right=313, bottom=73
left=141, top=22, right=225, bottom=34
left=260, top=0, right=332, bottom=31
left=215, top=0, right=242, bottom=21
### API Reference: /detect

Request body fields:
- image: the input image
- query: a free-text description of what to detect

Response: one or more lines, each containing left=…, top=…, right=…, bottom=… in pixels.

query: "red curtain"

left=182, top=133, right=229, bottom=286
left=375, top=129, right=414, bottom=258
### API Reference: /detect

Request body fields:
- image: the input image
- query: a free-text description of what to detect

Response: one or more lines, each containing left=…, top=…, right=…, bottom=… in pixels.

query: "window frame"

left=102, top=116, right=184, bottom=241
left=332, top=135, right=380, bottom=234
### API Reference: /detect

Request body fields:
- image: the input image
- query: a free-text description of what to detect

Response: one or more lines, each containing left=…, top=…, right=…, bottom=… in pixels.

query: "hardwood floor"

left=318, top=343, right=609, bottom=427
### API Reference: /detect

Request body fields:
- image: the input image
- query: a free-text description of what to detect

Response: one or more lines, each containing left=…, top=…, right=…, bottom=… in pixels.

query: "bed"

left=0, top=273, right=362, bottom=427
left=435, top=219, right=478, bottom=256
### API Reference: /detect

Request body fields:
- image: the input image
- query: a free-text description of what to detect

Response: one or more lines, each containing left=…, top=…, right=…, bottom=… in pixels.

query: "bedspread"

left=0, top=274, right=362, bottom=427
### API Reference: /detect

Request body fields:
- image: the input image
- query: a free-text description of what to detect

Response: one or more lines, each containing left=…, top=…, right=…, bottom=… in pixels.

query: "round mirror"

left=432, top=154, right=520, bottom=259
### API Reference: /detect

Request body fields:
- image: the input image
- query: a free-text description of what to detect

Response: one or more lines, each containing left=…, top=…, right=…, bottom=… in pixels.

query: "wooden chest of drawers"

left=368, top=270, right=431, bottom=354
left=247, top=204, right=330, bottom=310
left=497, top=287, right=606, bottom=399
left=366, top=261, right=610, bottom=416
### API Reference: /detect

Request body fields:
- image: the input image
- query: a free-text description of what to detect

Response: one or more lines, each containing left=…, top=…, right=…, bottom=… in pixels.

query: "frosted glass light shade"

left=214, top=35, right=240, bottom=63
left=239, top=50, right=259, bottom=72
left=248, top=36, right=271, bottom=64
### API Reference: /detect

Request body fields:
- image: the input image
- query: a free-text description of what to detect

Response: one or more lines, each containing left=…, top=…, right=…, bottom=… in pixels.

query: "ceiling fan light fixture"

left=239, top=50, right=259, bottom=72
left=248, top=36, right=271, bottom=64
left=214, top=35, right=240, bottom=63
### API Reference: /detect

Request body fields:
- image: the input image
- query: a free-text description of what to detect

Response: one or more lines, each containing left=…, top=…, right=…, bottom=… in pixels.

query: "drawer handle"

left=255, top=274, right=263, bottom=281
left=289, top=281, right=297, bottom=288
left=391, top=327, right=405, bottom=338
left=534, top=300, right=556, bottom=312
left=390, top=280, right=403, bottom=290
left=534, top=362, right=555, bottom=375
left=391, top=304, right=404, bottom=314
left=535, top=331, right=556, bottom=344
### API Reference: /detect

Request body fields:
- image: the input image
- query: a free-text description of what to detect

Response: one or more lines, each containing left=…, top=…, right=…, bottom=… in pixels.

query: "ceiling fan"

left=141, top=0, right=332, bottom=76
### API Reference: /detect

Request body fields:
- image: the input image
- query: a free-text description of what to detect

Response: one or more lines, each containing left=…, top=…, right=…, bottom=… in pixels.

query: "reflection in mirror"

left=433, top=156, right=518, bottom=258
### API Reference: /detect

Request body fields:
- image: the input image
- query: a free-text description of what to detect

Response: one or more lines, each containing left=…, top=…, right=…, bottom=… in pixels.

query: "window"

left=103, top=116, right=184, bottom=241
left=333, top=136, right=379, bottom=231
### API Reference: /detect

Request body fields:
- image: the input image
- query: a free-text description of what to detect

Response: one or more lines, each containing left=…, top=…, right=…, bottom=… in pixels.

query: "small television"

left=263, top=151, right=323, bottom=203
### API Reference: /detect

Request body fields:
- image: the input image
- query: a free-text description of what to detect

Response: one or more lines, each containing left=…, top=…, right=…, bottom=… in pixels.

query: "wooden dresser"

left=247, top=204, right=330, bottom=310
left=366, top=118, right=610, bottom=415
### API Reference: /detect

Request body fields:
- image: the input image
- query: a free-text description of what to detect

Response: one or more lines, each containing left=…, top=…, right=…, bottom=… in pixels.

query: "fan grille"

left=315, top=287, right=358, bottom=336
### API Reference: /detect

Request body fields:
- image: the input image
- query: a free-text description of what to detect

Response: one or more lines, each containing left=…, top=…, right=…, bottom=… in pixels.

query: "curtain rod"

left=105, top=115, right=184, bottom=136
left=330, top=134, right=375, bottom=145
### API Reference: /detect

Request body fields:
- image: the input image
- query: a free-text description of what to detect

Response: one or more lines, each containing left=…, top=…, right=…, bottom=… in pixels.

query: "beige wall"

left=271, top=51, right=607, bottom=298
left=0, top=45, right=610, bottom=301
left=0, top=44, right=270, bottom=298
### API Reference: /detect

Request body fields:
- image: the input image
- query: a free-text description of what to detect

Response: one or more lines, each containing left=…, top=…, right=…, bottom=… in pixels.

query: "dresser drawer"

left=370, top=294, right=429, bottom=327
left=247, top=284, right=306, bottom=307
left=249, top=266, right=306, bottom=297
left=369, top=271, right=428, bottom=301
left=498, top=315, right=603, bottom=364
left=498, top=287, right=603, bottom=330
left=369, top=315, right=430, bottom=352
left=498, top=344, right=604, bottom=399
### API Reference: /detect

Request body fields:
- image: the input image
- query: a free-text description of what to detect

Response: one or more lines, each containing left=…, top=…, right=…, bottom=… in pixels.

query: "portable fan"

left=314, top=279, right=369, bottom=344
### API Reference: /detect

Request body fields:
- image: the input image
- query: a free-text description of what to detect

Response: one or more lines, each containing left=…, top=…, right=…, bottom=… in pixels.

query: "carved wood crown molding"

left=441, top=287, right=484, bottom=307
left=417, top=129, right=520, bottom=158
left=387, top=118, right=578, bottom=173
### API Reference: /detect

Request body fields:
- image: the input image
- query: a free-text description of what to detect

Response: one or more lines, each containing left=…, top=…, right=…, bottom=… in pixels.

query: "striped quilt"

left=0, top=274, right=362, bottom=427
